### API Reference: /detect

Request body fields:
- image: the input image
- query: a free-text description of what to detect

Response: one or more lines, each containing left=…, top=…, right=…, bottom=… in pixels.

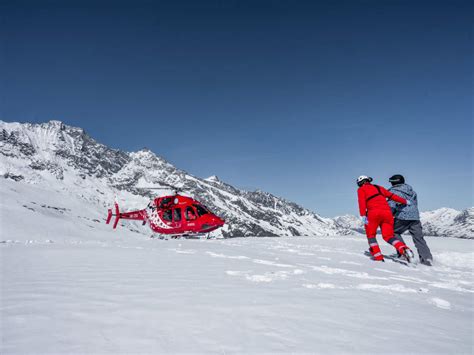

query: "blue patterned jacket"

left=388, top=184, right=420, bottom=220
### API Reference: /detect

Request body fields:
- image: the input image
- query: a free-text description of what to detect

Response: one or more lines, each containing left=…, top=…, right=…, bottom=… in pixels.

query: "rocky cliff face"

left=0, top=120, right=351, bottom=237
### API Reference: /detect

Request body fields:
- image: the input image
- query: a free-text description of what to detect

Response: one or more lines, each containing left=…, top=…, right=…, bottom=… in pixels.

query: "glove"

left=360, top=216, right=369, bottom=225
left=406, top=200, right=412, bottom=206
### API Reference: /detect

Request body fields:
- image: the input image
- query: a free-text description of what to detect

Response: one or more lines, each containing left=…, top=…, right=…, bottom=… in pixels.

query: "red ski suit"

left=357, top=183, right=408, bottom=260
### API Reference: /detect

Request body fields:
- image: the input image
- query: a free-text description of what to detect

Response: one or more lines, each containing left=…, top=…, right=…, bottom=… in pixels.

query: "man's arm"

left=381, top=186, right=407, bottom=204
left=387, top=187, right=398, bottom=212
left=357, top=188, right=367, bottom=216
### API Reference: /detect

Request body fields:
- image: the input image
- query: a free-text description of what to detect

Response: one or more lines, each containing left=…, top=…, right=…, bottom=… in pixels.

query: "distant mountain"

left=334, top=208, right=473, bottom=239
left=0, top=120, right=352, bottom=238
left=333, top=215, right=365, bottom=234
left=420, top=208, right=473, bottom=239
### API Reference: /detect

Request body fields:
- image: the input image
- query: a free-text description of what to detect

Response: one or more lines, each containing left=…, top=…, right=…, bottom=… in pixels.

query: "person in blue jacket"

left=388, top=174, right=433, bottom=266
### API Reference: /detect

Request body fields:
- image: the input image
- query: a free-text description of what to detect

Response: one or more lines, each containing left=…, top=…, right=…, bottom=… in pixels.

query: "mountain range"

left=1, top=120, right=471, bottom=239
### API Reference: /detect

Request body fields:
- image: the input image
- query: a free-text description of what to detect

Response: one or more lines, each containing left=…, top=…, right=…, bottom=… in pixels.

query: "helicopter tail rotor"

left=106, top=202, right=121, bottom=229
left=106, top=208, right=112, bottom=224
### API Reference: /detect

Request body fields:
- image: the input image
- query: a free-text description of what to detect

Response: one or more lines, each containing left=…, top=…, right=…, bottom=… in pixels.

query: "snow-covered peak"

left=131, top=149, right=160, bottom=162
left=333, top=214, right=364, bottom=233
left=420, top=207, right=459, bottom=220
left=205, top=175, right=220, bottom=183
left=1, top=120, right=129, bottom=180
left=43, top=119, right=66, bottom=129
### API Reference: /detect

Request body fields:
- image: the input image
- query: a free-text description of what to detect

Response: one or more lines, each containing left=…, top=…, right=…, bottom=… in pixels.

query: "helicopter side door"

left=159, top=209, right=173, bottom=227
left=184, top=205, right=198, bottom=231
left=171, top=207, right=182, bottom=230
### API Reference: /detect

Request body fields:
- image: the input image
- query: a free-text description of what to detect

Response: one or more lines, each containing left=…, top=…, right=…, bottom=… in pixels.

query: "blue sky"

left=1, top=0, right=472, bottom=216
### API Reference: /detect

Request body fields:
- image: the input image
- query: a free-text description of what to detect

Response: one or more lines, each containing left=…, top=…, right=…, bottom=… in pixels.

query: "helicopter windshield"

left=193, top=204, right=209, bottom=216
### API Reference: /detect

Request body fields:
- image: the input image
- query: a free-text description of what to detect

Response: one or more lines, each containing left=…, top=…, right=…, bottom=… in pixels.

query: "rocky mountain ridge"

left=1, top=120, right=471, bottom=239
left=1, top=120, right=349, bottom=238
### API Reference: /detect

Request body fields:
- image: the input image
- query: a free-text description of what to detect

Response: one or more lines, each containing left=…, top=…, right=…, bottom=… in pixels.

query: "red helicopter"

left=106, top=187, right=225, bottom=238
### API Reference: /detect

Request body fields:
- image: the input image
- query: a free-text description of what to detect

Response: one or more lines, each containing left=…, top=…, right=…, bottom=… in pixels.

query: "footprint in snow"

left=340, top=261, right=362, bottom=266
left=252, top=259, right=295, bottom=268
left=226, top=269, right=304, bottom=283
left=374, top=268, right=397, bottom=274
left=206, top=251, right=249, bottom=259
left=308, top=265, right=388, bottom=280
left=428, top=297, right=451, bottom=310
left=356, top=283, right=418, bottom=294
left=303, top=283, right=338, bottom=290
left=175, top=250, right=196, bottom=254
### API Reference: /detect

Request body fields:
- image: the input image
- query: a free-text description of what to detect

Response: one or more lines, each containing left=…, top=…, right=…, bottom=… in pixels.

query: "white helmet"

left=356, top=175, right=372, bottom=187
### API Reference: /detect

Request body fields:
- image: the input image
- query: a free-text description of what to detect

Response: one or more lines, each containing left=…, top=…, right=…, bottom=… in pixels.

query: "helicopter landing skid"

left=150, top=233, right=216, bottom=240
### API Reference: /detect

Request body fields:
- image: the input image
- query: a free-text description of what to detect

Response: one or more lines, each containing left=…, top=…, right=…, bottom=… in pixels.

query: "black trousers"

left=394, top=219, right=433, bottom=262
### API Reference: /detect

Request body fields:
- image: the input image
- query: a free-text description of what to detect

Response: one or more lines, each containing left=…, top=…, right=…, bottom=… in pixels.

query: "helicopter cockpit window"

left=173, top=208, right=182, bottom=222
left=193, top=204, right=209, bottom=216
left=160, top=197, right=173, bottom=208
left=185, top=206, right=197, bottom=220
left=162, top=209, right=172, bottom=221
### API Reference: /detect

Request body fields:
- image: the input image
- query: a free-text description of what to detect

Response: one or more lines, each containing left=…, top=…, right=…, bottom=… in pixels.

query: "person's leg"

left=408, top=221, right=433, bottom=264
left=366, top=236, right=384, bottom=261
left=380, top=212, right=408, bottom=254
left=393, top=218, right=410, bottom=244
left=365, top=213, right=384, bottom=261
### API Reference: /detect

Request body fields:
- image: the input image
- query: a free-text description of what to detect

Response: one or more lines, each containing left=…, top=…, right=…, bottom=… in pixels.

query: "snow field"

left=2, top=235, right=473, bottom=353
left=1, top=179, right=473, bottom=353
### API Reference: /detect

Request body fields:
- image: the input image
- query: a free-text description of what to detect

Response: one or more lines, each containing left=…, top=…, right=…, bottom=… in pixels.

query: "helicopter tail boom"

left=106, top=203, right=146, bottom=229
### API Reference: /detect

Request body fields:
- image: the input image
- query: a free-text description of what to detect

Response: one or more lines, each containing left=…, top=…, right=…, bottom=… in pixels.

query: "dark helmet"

left=356, top=175, right=373, bottom=187
left=389, top=174, right=405, bottom=186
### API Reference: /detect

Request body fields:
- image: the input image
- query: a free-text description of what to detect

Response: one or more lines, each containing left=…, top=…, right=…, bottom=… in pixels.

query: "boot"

left=369, top=246, right=385, bottom=262
left=399, top=246, right=415, bottom=263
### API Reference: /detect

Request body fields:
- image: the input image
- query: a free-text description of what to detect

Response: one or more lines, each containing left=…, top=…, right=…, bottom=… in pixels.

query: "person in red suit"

left=356, top=175, right=414, bottom=262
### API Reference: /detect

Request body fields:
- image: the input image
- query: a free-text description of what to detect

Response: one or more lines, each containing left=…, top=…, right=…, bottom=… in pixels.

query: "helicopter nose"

left=209, top=215, right=224, bottom=227
left=215, top=216, right=225, bottom=227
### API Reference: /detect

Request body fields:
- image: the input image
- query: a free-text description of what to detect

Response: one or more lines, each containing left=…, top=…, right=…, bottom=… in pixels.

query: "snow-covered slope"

left=1, top=179, right=472, bottom=353
left=0, top=120, right=350, bottom=237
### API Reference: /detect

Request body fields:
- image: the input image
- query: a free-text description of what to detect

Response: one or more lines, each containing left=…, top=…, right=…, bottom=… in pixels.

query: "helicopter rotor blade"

left=136, top=185, right=184, bottom=194
left=137, top=187, right=183, bottom=191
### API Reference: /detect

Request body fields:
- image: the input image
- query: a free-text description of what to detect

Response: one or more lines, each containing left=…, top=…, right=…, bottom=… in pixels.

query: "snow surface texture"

left=2, top=171, right=474, bottom=353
